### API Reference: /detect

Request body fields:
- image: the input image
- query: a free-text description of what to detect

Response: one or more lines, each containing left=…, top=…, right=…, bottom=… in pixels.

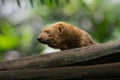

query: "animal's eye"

left=44, top=30, right=50, bottom=34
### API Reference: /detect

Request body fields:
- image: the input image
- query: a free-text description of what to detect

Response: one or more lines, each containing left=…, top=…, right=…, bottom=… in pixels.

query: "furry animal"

left=37, top=22, right=97, bottom=50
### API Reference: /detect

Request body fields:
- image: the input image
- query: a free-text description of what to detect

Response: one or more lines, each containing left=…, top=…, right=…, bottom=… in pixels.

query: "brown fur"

left=37, top=22, right=97, bottom=50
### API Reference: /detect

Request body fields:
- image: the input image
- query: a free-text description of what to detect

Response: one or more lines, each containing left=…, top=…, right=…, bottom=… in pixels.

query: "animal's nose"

left=37, top=37, right=41, bottom=42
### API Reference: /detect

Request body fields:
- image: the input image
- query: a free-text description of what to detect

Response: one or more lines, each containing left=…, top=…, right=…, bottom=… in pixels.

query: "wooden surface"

left=0, top=40, right=120, bottom=70
left=0, top=40, right=120, bottom=80
left=0, top=62, right=120, bottom=80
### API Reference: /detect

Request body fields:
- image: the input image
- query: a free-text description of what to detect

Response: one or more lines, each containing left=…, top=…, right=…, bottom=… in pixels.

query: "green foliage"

left=0, top=20, right=19, bottom=52
left=0, top=20, right=44, bottom=57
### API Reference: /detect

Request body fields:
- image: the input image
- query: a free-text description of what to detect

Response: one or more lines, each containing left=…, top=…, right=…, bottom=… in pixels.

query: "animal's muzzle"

left=37, top=37, right=49, bottom=44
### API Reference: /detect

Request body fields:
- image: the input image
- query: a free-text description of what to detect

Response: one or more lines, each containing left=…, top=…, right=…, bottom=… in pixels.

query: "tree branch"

left=0, top=62, right=120, bottom=80
left=0, top=40, right=120, bottom=70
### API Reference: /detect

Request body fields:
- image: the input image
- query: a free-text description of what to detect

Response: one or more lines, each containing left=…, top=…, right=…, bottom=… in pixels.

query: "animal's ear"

left=57, top=23, right=64, bottom=33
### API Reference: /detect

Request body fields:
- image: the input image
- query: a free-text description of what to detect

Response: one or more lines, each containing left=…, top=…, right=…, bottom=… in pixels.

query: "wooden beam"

left=0, top=40, right=120, bottom=70
left=0, top=62, right=119, bottom=80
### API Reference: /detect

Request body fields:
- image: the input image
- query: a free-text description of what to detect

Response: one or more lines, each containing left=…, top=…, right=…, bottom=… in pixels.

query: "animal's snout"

left=37, top=36, right=48, bottom=44
left=37, top=32, right=50, bottom=44
left=37, top=37, right=42, bottom=42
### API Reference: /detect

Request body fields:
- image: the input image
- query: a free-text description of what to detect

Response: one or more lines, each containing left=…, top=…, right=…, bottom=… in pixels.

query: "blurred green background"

left=0, top=0, right=120, bottom=60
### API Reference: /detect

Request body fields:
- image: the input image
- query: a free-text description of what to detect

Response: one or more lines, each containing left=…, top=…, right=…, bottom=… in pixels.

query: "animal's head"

left=37, top=22, right=66, bottom=48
